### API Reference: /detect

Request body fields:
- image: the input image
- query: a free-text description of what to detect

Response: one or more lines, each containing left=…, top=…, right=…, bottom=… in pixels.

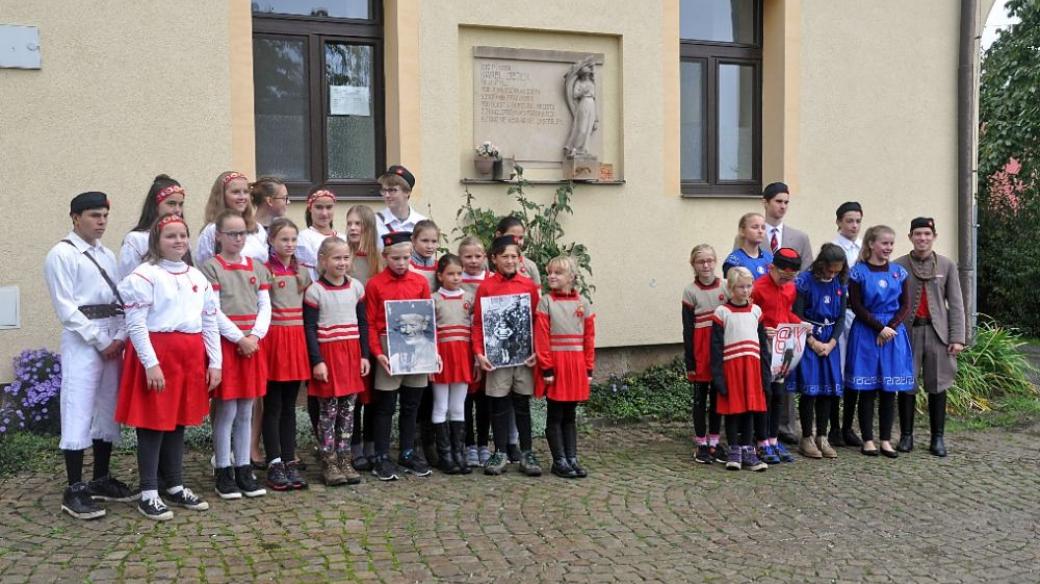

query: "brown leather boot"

left=335, top=450, right=362, bottom=485
left=321, top=451, right=347, bottom=486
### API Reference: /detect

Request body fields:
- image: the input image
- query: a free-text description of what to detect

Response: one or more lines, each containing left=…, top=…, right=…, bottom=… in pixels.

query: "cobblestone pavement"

left=1, top=422, right=1038, bottom=583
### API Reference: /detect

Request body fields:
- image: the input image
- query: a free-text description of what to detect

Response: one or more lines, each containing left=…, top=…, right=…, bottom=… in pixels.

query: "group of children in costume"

left=684, top=189, right=963, bottom=472
left=45, top=165, right=596, bottom=522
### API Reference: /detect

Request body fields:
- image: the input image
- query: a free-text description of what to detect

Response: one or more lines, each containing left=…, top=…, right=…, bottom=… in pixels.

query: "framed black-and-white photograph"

left=480, top=293, right=533, bottom=369
left=385, top=299, right=439, bottom=376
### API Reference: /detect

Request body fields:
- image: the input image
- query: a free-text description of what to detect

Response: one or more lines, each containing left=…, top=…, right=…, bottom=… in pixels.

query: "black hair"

left=810, top=242, right=849, bottom=284
left=490, top=235, right=520, bottom=257
left=132, top=174, right=181, bottom=232
left=495, top=215, right=524, bottom=235
left=436, top=253, right=463, bottom=274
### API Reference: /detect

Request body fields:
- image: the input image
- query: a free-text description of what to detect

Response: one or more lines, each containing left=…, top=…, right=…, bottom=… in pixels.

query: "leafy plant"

left=454, top=165, right=595, bottom=300
left=0, top=348, right=62, bottom=438
left=921, top=317, right=1038, bottom=415
left=585, top=358, right=691, bottom=422
left=0, top=432, right=59, bottom=477
left=474, top=141, right=500, bottom=159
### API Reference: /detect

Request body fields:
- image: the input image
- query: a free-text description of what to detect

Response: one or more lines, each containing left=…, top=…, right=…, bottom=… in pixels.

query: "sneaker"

left=352, top=454, right=373, bottom=472
left=506, top=443, right=522, bottom=464
left=725, top=446, right=742, bottom=471
left=61, top=482, right=106, bottom=520
left=235, top=465, right=267, bottom=498
left=88, top=476, right=139, bottom=502
left=816, top=436, right=838, bottom=459
left=372, top=455, right=399, bottom=481
left=483, top=451, right=508, bottom=475
left=266, top=462, right=292, bottom=492
left=285, top=461, right=308, bottom=489
left=551, top=457, right=578, bottom=478
left=775, top=442, right=796, bottom=463
left=519, top=450, right=542, bottom=477
left=166, top=487, right=210, bottom=511
left=741, top=446, right=768, bottom=472
left=694, top=444, right=713, bottom=464
left=478, top=446, right=492, bottom=466
left=760, top=445, right=781, bottom=465
left=798, top=437, right=823, bottom=459
left=137, top=496, right=173, bottom=521
left=398, top=450, right=432, bottom=477
left=215, top=467, right=242, bottom=500
left=466, top=446, right=480, bottom=468
left=712, top=444, right=728, bottom=465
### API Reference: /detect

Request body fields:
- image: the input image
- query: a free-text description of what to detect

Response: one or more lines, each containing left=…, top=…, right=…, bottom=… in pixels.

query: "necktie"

left=770, top=229, right=779, bottom=253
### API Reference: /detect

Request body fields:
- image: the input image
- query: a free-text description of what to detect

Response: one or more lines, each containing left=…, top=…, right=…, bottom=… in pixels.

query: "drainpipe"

left=958, top=0, right=979, bottom=341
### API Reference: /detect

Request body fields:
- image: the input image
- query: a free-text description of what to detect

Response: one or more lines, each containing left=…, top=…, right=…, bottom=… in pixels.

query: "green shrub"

left=585, top=358, right=691, bottom=422
left=0, top=432, right=59, bottom=477
left=924, top=318, right=1039, bottom=415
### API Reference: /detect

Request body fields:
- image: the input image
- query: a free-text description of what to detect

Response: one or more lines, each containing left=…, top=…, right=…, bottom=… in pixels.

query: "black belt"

left=78, top=303, right=123, bottom=319
left=912, top=317, right=932, bottom=327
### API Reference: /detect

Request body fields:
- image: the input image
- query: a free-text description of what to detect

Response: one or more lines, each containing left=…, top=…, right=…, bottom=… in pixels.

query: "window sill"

left=461, top=178, right=626, bottom=186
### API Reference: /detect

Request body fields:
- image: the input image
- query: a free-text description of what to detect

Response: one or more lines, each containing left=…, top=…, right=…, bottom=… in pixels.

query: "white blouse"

left=296, top=226, right=339, bottom=282
left=195, top=222, right=269, bottom=267
left=119, top=259, right=221, bottom=369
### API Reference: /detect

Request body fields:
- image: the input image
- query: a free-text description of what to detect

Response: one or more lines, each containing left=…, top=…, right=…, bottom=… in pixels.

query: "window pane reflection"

left=680, top=0, right=755, bottom=44
left=718, top=63, right=754, bottom=181
left=253, top=37, right=309, bottom=181
left=325, top=43, right=375, bottom=180
left=680, top=60, right=705, bottom=181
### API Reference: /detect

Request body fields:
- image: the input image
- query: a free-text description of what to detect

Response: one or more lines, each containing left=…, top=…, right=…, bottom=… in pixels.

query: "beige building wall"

left=0, top=0, right=979, bottom=381
left=0, top=2, right=237, bottom=380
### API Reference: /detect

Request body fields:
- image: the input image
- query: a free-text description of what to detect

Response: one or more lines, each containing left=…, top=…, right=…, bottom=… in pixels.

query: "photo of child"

left=385, top=299, right=439, bottom=375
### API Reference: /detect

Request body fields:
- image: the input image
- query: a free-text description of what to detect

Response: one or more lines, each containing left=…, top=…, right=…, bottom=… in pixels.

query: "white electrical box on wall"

left=0, top=286, right=21, bottom=329
left=0, top=24, right=41, bottom=69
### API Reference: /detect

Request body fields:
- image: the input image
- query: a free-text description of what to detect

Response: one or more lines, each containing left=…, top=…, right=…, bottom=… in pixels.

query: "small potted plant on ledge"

left=474, top=141, right=500, bottom=178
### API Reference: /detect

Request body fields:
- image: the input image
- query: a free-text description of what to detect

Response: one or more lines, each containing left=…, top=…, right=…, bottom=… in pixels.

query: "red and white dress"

left=264, top=256, right=311, bottom=382
left=682, top=278, right=727, bottom=382
left=200, top=256, right=272, bottom=400
left=535, top=291, right=596, bottom=401
left=304, top=277, right=367, bottom=397
left=711, top=301, right=768, bottom=415
left=432, top=288, right=475, bottom=386
left=116, top=259, right=222, bottom=430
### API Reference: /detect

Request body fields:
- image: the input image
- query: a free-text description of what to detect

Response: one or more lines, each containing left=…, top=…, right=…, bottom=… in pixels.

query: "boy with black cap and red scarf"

left=751, top=247, right=806, bottom=464
left=44, top=191, right=138, bottom=519
left=894, top=217, right=965, bottom=457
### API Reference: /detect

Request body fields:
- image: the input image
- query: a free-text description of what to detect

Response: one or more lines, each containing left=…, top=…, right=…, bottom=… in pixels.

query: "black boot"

left=545, top=424, right=576, bottom=478
left=421, top=419, right=438, bottom=467
left=929, top=392, right=948, bottom=457
left=433, top=423, right=458, bottom=474
left=897, top=393, right=915, bottom=452
left=562, top=422, right=586, bottom=478
left=450, top=421, right=472, bottom=475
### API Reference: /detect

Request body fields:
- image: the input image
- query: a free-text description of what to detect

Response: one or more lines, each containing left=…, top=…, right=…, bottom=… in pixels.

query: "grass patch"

left=948, top=395, right=1040, bottom=432
left=0, top=432, right=60, bottom=476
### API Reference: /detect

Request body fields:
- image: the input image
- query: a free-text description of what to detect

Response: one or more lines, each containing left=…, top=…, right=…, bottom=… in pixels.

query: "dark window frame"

left=253, top=2, right=385, bottom=200
left=680, top=2, right=763, bottom=197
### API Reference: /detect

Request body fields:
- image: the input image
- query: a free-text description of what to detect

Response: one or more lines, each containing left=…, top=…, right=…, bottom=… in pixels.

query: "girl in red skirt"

left=430, top=254, right=475, bottom=475
left=261, top=218, right=311, bottom=491
left=304, top=237, right=371, bottom=486
left=200, top=211, right=271, bottom=500
left=117, top=213, right=221, bottom=521
left=346, top=204, right=380, bottom=471
left=711, top=266, right=771, bottom=472
left=537, top=255, right=596, bottom=479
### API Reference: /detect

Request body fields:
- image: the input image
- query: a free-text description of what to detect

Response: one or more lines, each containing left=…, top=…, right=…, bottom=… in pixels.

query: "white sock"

left=166, top=485, right=183, bottom=495
left=270, top=457, right=282, bottom=465
left=142, top=489, right=160, bottom=501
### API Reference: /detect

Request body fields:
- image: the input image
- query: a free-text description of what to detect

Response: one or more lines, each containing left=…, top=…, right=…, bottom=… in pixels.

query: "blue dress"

left=723, top=248, right=773, bottom=280
left=844, top=262, right=914, bottom=392
left=791, top=272, right=845, bottom=397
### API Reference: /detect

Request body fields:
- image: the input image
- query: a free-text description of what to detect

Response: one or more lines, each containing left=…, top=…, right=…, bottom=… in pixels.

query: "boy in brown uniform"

left=893, top=217, right=965, bottom=457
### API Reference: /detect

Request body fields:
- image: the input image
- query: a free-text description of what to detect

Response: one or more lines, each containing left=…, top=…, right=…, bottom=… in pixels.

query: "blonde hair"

left=457, top=236, right=485, bottom=254
left=860, top=225, right=896, bottom=263
left=205, top=171, right=257, bottom=231
left=546, top=255, right=578, bottom=280
left=689, top=243, right=717, bottom=267
left=411, top=219, right=440, bottom=241
left=725, top=266, right=754, bottom=292
left=377, top=174, right=411, bottom=194
left=316, top=236, right=350, bottom=275
left=346, top=204, right=380, bottom=278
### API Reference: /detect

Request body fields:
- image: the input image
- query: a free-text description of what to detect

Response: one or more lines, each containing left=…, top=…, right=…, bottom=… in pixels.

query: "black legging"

left=798, top=395, right=832, bottom=438
left=841, top=391, right=860, bottom=433
left=490, top=394, right=532, bottom=452
left=754, top=383, right=786, bottom=441
left=262, top=380, right=300, bottom=464
left=725, top=413, right=754, bottom=447
left=464, top=391, right=490, bottom=447
left=350, top=402, right=375, bottom=447
left=546, top=399, right=577, bottom=429
left=370, top=385, right=425, bottom=457
left=136, top=426, right=185, bottom=492
left=692, top=382, right=721, bottom=439
left=857, top=390, right=895, bottom=442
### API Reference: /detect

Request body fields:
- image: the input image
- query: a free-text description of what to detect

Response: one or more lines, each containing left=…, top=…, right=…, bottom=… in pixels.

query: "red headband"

left=156, top=185, right=185, bottom=204
left=157, top=215, right=186, bottom=231
left=222, top=172, right=248, bottom=187
left=307, top=189, right=336, bottom=208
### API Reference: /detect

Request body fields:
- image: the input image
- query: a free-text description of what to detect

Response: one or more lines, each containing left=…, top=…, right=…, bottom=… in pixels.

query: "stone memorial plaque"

left=474, top=46, right=603, bottom=169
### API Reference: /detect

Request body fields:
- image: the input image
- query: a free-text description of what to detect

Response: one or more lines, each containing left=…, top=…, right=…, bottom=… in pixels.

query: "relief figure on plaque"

left=563, top=55, right=598, bottom=157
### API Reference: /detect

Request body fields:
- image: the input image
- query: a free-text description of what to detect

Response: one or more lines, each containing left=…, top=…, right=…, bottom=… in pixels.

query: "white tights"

left=431, top=383, right=468, bottom=423
left=212, top=397, right=254, bottom=468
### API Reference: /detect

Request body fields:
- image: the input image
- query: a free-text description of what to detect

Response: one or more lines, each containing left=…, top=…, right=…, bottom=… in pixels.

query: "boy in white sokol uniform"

left=44, top=191, right=138, bottom=520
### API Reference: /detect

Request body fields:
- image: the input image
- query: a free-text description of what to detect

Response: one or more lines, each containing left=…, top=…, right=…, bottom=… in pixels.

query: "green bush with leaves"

left=455, top=165, right=595, bottom=300
left=585, top=358, right=691, bottom=422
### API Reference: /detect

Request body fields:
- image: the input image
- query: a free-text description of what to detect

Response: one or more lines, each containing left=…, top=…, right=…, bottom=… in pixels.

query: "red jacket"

left=471, top=272, right=540, bottom=357
left=752, top=274, right=800, bottom=328
left=364, top=267, right=431, bottom=357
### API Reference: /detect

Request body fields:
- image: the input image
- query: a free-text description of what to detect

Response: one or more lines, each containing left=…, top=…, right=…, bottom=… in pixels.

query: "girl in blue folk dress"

left=791, top=243, right=848, bottom=460
left=844, top=226, right=914, bottom=459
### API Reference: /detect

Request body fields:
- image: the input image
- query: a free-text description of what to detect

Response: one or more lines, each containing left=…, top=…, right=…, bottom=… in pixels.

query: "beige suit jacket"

left=894, top=253, right=966, bottom=346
